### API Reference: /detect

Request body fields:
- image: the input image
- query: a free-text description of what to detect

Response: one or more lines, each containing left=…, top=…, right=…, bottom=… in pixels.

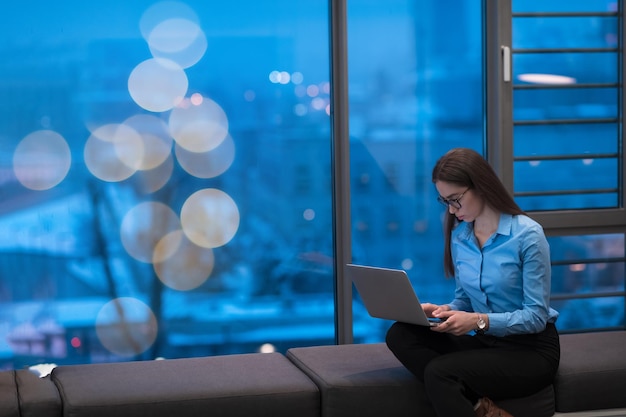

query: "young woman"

left=386, top=148, right=560, bottom=417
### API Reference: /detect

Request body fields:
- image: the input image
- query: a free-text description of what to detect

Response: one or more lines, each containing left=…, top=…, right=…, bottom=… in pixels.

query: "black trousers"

left=385, top=322, right=560, bottom=417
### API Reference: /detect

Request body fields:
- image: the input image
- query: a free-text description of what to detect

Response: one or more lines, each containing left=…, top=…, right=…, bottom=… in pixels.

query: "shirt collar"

left=455, top=213, right=513, bottom=240
left=497, top=213, right=513, bottom=236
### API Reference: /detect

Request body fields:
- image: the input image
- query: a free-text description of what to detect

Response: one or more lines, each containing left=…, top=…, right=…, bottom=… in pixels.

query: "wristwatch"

left=476, top=314, right=487, bottom=335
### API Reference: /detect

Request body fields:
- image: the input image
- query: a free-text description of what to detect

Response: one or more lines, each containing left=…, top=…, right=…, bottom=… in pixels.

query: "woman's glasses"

left=437, top=189, right=469, bottom=209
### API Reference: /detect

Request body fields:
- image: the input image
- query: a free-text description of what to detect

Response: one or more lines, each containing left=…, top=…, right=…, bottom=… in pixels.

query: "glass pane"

left=515, top=158, right=618, bottom=210
left=0, top=1, right=332, bottom=369
left=347, top=1, right=483, bottom=341
left=513, top=1, right=617, bottom=13
left=515, top=158, right=617, bottom=191
left=514, top=88, right=617, bottom=121
left=514, top=124, right=618, bottom=157
left=548, top=234, right=625, bottom=331
left=513, top=16, right=618, bottom=50
left=513, top=53, right=618, bottom=85
left=517, top=193, right=617, bottom=211
left=552, top=297, right=625, bottom=330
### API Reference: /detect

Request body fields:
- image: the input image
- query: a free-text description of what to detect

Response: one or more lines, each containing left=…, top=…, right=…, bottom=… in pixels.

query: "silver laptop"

left=346, top=264, right=441, bottom=327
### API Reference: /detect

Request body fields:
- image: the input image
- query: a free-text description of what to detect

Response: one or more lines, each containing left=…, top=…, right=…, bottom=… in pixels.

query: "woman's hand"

left=430, top=310, right=483, bottom=336
left=421, top=303, right=449, bottom=318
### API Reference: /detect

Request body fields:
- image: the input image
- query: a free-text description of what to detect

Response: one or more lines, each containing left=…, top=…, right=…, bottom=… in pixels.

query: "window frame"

left=484, top=0, right=625, bottom=333
left=486, top=0, right=626, bottom=236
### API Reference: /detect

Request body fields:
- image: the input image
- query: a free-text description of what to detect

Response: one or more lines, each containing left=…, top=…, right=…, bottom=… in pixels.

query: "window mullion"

left=485, top=0, right=514, bottom=190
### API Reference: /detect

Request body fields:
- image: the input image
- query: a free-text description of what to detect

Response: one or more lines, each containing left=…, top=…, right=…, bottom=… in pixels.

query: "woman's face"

left=434, top=181, right=483, bottom=222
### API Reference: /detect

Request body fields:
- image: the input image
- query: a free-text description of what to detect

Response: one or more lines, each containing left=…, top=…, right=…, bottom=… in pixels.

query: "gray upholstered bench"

left=289, top=343, right=437, bottom=417
left=555, top=331, right=626, bottom=415
left=286, top=343, right=554, bottom=417
left=0, top=368, right=61, bottom=417
left=49, top=352, right=320, bottom=417
left=286, top=331, right=626, bottom=417
left=0, top=369, right=62, bottom=417
left=287, top=343, right=554, bottom=417
left=1, top=330, right=625, bottom=417
left=0, top=370, right=20, bottom=417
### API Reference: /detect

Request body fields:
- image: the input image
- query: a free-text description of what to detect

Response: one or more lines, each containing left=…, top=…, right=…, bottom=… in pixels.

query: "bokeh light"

left=122, top=114, right=173, bottom=170
left=311, top=97, right=326, bottom=111
left=120, top=201, right=181, bottom=263
left=140, top=1, right=199, bottom=41
left=153, top=230, right=215, bottom=291
left=84, top=124, right=143, bottom=182
left=269, top=71, right=281, bottom=83
left=13, top=130, right=71, bottom=191
left=180, top=188, right=240, bottom=249
left=175, top=134, right=235, bottom=179
left=148, top=18, right=207, bottom=69
left=128, top=58, right=188, bottom=112
left=70, top=337, right=81, bottom=348
left=279, top=71, right=290, bottom=84
left=291, top=72, right=304, bottom=84
left=95, top=297, right=158, bottom=357
left=294, top=104, right=307, bottom=116
left=190, top=93, right=203, bottom=105
left=132, top=154, right=175, bottom=194
left=169, top=97, right=229, bottom=152
left=149, top=18, right=200, bottom=53
left=259, top=343, right=276, bottom=353
left=307, top=84, right=319, bottom=97
left=244, top=90, right=256, bottom=101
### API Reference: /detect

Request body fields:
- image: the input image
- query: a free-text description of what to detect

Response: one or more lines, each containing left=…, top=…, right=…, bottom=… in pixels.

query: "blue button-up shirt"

left=447, top=213, right=559, bottom=337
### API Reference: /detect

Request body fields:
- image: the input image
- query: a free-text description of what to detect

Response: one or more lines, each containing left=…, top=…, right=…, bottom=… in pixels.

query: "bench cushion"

left=0, top=371, right=19, bottom=417
left=51, top=352, right=319, bottom=417
left=287, top=343, right=554, bottom=417
left=15, top=370, right=62, bottom=417
left=555, top=331, right=626, bottom=412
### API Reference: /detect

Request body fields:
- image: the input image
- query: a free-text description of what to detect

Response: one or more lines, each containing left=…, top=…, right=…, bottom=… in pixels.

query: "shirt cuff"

left=485, top=314, right=507, bottom=337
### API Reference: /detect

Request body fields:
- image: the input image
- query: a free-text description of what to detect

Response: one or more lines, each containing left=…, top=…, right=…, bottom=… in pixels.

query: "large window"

left=0, top=1, right=335, bottom=369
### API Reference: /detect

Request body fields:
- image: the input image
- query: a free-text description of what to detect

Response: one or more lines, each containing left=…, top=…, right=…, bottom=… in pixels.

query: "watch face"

left=477, top=317, right=486, bottom=330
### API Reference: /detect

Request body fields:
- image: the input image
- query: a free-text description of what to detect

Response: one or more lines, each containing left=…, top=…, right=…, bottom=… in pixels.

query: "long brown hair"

left=431, top=148, right=525, bottom=277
